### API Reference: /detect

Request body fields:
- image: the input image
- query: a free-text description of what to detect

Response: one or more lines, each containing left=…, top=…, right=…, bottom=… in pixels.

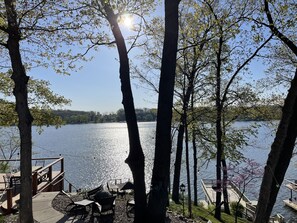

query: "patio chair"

left=106, top=182, right=118, bottom=195
left=94, top=195, right=116, bottom=216
left=61, top=190, right=94, bottom=220
left=126, top=198, right=135, bottom=218
left=84, top=184, right=104, bottom=200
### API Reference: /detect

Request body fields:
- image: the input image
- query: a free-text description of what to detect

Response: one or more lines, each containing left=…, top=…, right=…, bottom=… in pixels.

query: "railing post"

left=7, top=187, right=13, bottom=213
left=32, top=172, right=38, bottom=195
left=49, top=166, right=52, bottom=182
left=69, top=183, right=72, bottom=193
left=61, top=157, right=64, bottom=173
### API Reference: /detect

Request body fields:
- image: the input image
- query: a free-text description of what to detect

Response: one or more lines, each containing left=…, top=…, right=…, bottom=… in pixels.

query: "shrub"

left=230, top=201, right=244, bottom=217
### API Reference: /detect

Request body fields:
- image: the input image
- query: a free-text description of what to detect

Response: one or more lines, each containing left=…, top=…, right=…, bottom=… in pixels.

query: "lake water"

left=29, top=121, right=296, bottom=221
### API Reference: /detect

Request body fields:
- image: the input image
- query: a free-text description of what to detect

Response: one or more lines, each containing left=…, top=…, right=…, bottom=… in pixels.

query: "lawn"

left=169, top=201, right=251, bottom=223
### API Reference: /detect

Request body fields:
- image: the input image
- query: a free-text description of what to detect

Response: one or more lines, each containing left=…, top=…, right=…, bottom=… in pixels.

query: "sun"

left=121, top=14, right=133, bottom=29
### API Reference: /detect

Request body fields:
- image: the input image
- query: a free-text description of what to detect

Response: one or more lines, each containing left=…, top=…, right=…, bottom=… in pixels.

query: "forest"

left=51, top=105, right=281, bottom=124
left=0, top=1, right=296, bottom=223
left=52, top=108, right=158, bottom=123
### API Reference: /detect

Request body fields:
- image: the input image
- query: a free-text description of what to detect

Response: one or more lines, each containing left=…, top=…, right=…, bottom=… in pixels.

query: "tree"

left=95, top=1, right=149, bottom=221
left=172, top=0, right=212, bottom=206
left=192, top=0, right=273, bottom=219
left=253, top=0, right=297, bottom=222
left=0, top=1, right=85, bottom=221
left=2, top=1, right=35, bottom=221
left=84, top=1, right=180, bottom=221
left=0, top=71, right=70, bottom=174
left=0, top=128, right=19, bottom=172
left=229, top=159, right=263, bottom=223
left=146, top=0, right=180, bottom=222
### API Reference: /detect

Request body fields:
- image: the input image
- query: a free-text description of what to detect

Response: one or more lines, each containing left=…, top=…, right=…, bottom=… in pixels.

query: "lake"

left=29, top=121, right=296, bottom=221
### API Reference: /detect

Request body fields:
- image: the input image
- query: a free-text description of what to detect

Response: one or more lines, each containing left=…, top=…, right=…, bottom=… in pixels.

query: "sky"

left=27, top=5, right=164, bottom=114
left=31, top=47, right=158, bottom=114
left=25, top=3, right=277, bottom=115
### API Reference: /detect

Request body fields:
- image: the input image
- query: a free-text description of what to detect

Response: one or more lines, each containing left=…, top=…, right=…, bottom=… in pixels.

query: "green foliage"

left=230, top=201, right=244, bottom=218
left=169, top=201, right=250, bottom=223
left=53, top=108, right=157, bottom=124
left=0, top=72, right=70, bottom=127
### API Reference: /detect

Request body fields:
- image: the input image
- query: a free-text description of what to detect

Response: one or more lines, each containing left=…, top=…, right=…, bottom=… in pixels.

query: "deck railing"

left=0, top=157, right=65, bottom=214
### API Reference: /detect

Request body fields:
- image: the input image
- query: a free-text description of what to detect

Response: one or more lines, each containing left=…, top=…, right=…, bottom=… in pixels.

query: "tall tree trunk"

left=254, top=69, right=297, bottom=222
left=266, top=105, right=297, bottom=216
left=102, top=3, right=146, bottom=222
left=214, top=33, right=224, bottom=221
left=147, top=0, right=180, bottom=222
left=221, top=158, right=230, bottom=214
left=4, top=1, right=33, bottom=222
left=185, top=121, right=192, bottom=218
left=172, top=123, right=184, bottom=203
left=254, top=1, right=297, bottom=222
left=192, top=129, right=198, bottom=206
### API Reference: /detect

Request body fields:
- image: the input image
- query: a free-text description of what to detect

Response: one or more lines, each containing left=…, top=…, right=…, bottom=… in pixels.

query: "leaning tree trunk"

left=254, top=1, right=297, bottom=221
left=147, top=0, right=180, bottom=222
left=5, top=1, right=34, bottom=222
left=102, top=3, right=146, bottom=222
left=254, top=69, right=297, bottom=222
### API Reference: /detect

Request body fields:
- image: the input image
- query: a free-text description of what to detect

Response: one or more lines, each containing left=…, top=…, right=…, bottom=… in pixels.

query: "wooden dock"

left=201, top=179, right=256, bottom=219
left=201, top=179, right=251, bottom=206
left=283, top=179, right=297, bottom=211
left=201, top=179, right=285, bottom=222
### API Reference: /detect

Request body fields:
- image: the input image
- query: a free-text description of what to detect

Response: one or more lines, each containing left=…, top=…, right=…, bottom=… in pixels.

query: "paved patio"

left=33, top=192, right=81, bottom=223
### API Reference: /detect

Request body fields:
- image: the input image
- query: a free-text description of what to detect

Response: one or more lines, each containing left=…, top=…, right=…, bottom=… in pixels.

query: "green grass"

left=169, top=201, right=251, bottom=223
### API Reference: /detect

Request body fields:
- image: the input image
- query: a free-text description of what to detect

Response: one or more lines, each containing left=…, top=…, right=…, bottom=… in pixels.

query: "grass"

left=168, top=200, right=251, bottom=223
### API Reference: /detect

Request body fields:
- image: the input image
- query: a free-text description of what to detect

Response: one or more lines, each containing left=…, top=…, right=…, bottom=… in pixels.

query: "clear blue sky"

left=27, top=4, right=274, bottom=115
left=31, top=46, right=158, bottom=114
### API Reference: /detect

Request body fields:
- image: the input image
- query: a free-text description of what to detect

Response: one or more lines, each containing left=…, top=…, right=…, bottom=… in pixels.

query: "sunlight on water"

left=27, top=121, right=297, bottom=221
left=32, top=122, right=156, bottom=190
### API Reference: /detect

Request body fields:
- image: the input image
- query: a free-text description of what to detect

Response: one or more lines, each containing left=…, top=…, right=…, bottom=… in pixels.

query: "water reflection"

left=31, top=122, right=297, bottom=221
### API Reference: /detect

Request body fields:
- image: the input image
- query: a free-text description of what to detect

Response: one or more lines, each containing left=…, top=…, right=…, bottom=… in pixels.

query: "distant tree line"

left=53, top=108, right=158, bottom=124
left=52, top=105, right=281, bottom=125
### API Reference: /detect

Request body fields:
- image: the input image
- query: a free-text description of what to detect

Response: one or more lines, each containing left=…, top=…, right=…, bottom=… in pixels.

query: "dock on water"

left=201, top=178, right=256, bottom=220
left=283, top=179, right=297, bottom=211
left=201, top=179, right=285, bottom=223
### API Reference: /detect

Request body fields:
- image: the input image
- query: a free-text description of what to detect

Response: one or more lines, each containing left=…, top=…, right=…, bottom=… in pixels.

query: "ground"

left=1, top=192, right=202, bottom=223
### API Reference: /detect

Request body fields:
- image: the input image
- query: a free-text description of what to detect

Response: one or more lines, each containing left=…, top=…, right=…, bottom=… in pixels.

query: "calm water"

left=30, top=122, right=296, bottom=221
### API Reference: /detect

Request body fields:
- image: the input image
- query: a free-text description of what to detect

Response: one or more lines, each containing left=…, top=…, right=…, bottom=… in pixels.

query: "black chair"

left=126, top=198, right=135, bottom=218
left=61, top=190, right=94, bottom=220
left=94, top=195, right=116, bottom=216
left=84, top=184, right=104, bottom=200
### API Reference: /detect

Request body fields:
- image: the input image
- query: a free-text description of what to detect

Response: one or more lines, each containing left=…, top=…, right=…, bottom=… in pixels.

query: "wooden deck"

left=201, top=179, right=285, bottom=223
left=201, top=179, right=251, bottom=208
left=283, top=179, right=297, bottom=211
left=0, top=157, right=65, bottom=214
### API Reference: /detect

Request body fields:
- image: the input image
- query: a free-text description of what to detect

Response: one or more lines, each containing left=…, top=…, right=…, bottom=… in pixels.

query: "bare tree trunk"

left=4, top=1, right=33, bottom=222
left=147, top=0, right=180, bottom=222
left=102, top=3, right=146, bottom=222
left=185, top=122, right=192, bottom=218
left=172, top=123, right=184, bottom=203
left=192, top=127, right=198, bottom=206
left=191, top=91, right=198, bottom=206
left=214, top=33, right=224, bottom=221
